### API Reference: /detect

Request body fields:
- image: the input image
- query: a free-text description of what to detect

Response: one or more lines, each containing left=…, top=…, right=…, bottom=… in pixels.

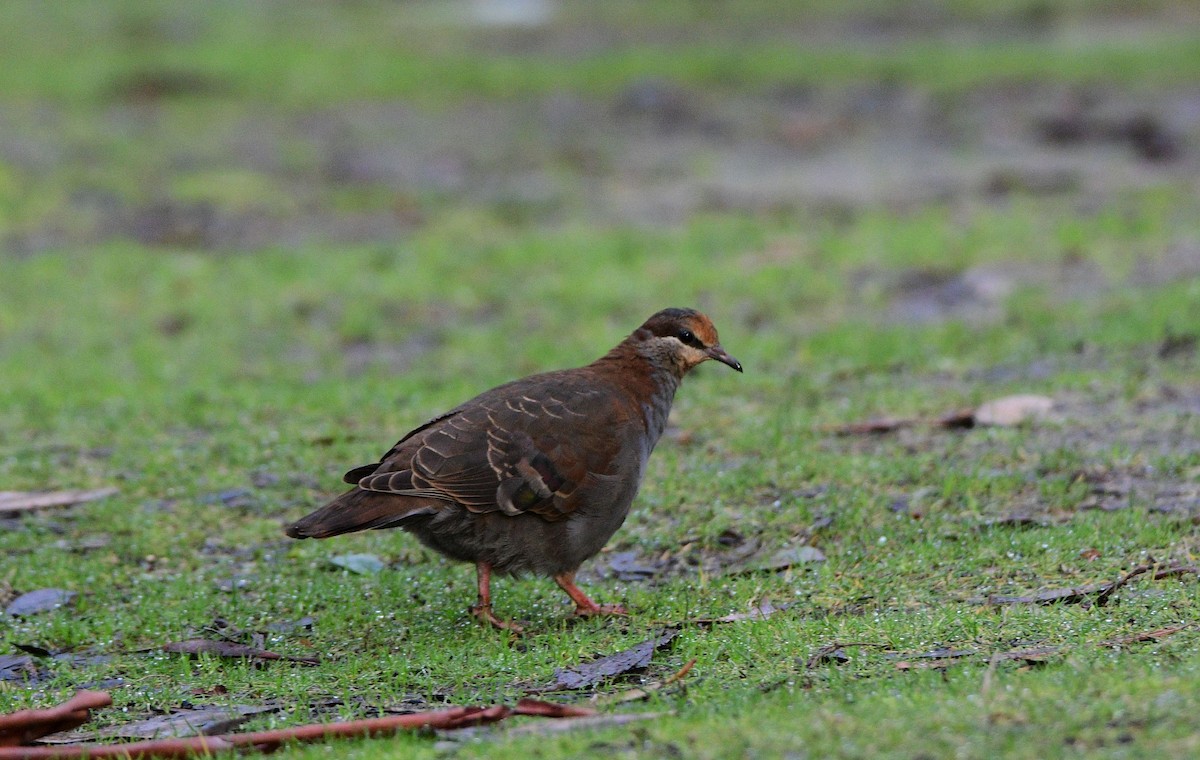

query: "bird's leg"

left=469, top=561, right=524, bottom=632
left=553, top=571, right=628, bottom=617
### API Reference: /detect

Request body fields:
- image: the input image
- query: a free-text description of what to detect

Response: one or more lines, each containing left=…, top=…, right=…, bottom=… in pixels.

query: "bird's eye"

left=677, top=328, right=702, bottom=348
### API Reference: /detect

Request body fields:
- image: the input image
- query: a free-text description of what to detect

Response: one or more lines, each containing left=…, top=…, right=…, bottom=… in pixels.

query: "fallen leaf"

left=437, top=711, right=665, bottom=745
left=6, top=589, right=77, bottom=617
left=603, top=551, right=662, bottom=581
left=747, top=546, right=826, bottom=573
left=0, top=488, right=117, bottom=514
left=972, top=394, right=1053, bottom=427
left=328, top=554, right=385, bottom=574
left=976, top=562, right=1197, bottom=607
left=0, top=655, right=38, bottom=683
left=163, top=639, right=319, bottom=666
left=98, top=705, right=281, bottom=740
left=550, top=630, right=679, bottom=690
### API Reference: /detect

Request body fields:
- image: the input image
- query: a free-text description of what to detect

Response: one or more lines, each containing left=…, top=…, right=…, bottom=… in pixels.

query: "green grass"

left=3, top=1, right=1200, bottom=758
left=2, top=198, right=1199, bottom=757
left=2, top=1, right=1200, bottom=104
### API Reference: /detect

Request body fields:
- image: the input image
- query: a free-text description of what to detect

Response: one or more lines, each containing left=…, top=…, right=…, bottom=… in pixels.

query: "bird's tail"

left=285, top=488, right=436, bottom=539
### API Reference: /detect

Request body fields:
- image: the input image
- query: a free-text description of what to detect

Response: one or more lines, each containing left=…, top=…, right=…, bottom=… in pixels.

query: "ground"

left=1, top=1, right=1199, bottom=758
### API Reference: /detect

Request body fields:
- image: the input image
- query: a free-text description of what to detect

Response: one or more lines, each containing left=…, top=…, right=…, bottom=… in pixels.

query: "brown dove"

left=286, top=307, right=741, bottom=630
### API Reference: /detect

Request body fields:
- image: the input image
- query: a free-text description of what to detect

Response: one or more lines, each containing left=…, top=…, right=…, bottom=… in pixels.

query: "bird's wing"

left=348, top=373, right=633, bottom=521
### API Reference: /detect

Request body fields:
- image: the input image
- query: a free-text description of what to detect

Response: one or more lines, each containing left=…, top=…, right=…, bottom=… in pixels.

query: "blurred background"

left=2, top=0, right=1197, bottom=255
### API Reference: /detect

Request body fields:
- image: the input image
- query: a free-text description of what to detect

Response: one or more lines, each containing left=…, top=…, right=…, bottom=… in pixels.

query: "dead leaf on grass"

left=163, top=639, right=319, bottom=666
left=977, top=562, right=1197, bottom=607
left=827, top=394, right=1054, bottom=436
left=438, top=711, right=666, bottom=745
left=6, top=589, right=77, bottom=617
left=744, top=545, right=826, bottom=573
left=549, top=629, right=679, bottom=691
left=602, top=551, right=663, bottom=581
left=0, top=655, right=40, bottom=683
left=0, top=488, right=117, bottom=514
left=40, top=704, right=282, bottom=743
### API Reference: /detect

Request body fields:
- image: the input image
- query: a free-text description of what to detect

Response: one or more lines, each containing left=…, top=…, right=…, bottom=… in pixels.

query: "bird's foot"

left=469, top=603, right=525, bottom=633
left=572, top=602, right=628, bottom=618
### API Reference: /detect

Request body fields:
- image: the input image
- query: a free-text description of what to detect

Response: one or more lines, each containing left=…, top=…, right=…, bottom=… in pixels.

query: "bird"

left=286, top=307, right=742, bottom=630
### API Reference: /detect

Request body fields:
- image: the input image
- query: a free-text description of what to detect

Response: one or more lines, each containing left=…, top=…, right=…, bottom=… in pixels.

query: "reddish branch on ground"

left=0, top=693, right=594, bottom=759
left=0, top=692, right=113, bottom=748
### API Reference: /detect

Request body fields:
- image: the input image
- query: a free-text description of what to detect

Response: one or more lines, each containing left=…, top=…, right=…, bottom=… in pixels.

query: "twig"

left=0, top=693, right=592, bottom=759
left=981, top=562, right=1197, bottom=607
left=0, top=692, right=113, bottom=747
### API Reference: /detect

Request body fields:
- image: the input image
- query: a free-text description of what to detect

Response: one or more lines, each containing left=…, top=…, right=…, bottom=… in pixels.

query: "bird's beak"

left=707, top=345, right=743, bottom=373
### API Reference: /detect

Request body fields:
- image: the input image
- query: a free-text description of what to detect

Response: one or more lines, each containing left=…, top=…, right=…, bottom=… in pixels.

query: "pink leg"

left=469, top=562, right=524, bottom=632
left=553, top=571, right=627, bottom=617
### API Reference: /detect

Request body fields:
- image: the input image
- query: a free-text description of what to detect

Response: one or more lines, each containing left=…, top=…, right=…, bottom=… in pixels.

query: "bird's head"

left=633, top=307, right=743, bottom=375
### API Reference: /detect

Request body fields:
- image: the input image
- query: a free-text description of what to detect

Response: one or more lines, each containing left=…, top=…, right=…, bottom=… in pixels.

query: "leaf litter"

left=0, top=489, right=117, bottom=515
left=827, top=394, right=1055, bottom=435
left=5, top=589, right=76, bottom=617
left=974, top=562, right=1198, bottom=607
left=162, top=639, right=320, bottom=666
left=1, top=691, right=597, bottom=757
left=547, top=629, right=680, bottom=691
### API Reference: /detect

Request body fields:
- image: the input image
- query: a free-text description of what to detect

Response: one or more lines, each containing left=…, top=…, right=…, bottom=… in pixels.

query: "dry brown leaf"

left=0, top=489, right=117, bottom=514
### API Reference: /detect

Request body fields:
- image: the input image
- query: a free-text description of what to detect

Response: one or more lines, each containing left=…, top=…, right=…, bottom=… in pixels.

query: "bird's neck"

left=591, top=341, right=683, bottom=444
